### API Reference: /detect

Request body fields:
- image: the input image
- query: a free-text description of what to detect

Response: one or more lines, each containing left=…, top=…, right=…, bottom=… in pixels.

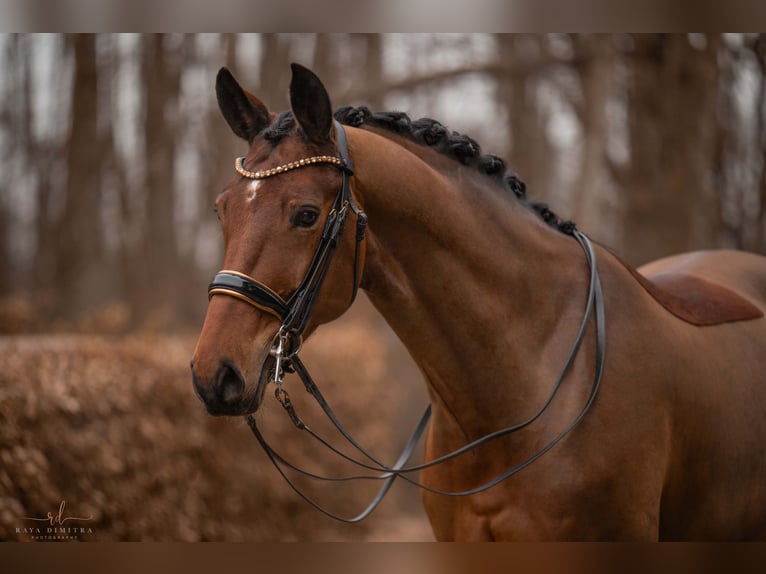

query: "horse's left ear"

left=289, top=63, right=334, bottom=145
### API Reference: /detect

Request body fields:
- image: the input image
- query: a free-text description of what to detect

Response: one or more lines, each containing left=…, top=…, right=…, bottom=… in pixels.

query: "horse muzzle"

left=190, top=337, right=276, bottom=417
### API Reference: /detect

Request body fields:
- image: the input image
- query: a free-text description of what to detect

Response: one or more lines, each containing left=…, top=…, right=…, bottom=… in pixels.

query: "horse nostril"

left=216, top=362, right=245, bottom=405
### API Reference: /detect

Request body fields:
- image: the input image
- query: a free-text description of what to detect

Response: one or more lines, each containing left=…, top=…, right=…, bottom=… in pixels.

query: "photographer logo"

left=18, top=500, right=94, bottom=541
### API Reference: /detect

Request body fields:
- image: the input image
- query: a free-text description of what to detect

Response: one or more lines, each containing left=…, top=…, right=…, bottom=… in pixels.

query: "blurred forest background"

left=1, top=33, right=766, bottom=541
left=2, top=33, right=766, bottom=332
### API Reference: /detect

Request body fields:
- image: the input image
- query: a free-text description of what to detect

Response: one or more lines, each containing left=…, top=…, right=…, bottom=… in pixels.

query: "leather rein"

left=207, top=121, right=606, bottom=523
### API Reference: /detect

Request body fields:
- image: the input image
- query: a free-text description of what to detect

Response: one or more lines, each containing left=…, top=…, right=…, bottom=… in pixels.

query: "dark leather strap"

left=209, top=121, right=366, bottom=335
left=208, top=271, right=289, bottom=320
left=215, top=122, right=608, bottom=519
left=335, top=118, right=367, bottom=305
left=245, top=231, right=607, bottom=517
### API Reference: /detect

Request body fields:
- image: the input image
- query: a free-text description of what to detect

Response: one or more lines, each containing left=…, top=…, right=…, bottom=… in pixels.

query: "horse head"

left=191, top=64, right=365, bottom=416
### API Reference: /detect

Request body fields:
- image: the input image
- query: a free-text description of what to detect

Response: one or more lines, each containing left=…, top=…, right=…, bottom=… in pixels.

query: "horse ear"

left=216, top=67, right=270, bottom=142
left=289, top=63, right=333, bottom=145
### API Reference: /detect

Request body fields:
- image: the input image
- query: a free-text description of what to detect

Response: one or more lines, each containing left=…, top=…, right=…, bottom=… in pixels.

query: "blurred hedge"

left=0, top=316, right=432, bottom=541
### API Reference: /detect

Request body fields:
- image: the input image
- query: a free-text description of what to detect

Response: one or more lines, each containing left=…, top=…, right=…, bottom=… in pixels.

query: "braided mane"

left=263, top=107, right=576, bottom=235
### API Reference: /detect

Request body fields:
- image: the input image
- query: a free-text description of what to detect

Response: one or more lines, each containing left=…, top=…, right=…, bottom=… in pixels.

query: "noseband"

left=205, top=122, right=606, bottom=524
left=208, top=121, right=367, bottom=386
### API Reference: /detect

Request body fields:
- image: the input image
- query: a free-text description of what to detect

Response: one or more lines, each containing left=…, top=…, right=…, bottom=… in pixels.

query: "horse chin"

left=242, top=354, right=276, bottom=415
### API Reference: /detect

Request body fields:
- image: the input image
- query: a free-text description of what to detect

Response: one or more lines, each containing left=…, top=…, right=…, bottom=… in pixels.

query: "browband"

left=234, top=155, right=346, bottom=180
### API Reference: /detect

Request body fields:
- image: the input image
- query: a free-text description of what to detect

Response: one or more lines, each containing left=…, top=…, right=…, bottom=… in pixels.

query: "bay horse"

left=191, top=63, right=766, bottom=541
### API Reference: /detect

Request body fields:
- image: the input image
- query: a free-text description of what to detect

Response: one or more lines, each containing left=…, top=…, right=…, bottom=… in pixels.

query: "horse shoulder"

left=635, top=249, right=766, bottom=538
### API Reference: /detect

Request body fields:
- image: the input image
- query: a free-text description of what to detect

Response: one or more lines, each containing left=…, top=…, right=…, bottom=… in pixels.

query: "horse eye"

left=293, top=209, right=319, bottom=228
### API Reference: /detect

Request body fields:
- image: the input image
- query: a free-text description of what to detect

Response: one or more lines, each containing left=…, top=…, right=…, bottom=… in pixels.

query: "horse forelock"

left=263, top=111, right=296, bottom=144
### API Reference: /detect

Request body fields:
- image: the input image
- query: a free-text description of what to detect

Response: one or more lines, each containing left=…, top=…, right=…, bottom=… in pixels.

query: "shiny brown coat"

left=191, top=65, right=766, bottom=541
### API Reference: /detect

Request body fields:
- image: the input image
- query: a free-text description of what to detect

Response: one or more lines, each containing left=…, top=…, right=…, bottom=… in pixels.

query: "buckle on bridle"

left=269, top=327, right=306, bottom=429
left=269, top=327, right=303, bottom=387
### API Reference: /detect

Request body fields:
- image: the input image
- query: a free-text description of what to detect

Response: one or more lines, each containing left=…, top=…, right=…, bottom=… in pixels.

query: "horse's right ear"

left=216, top=67, right=270, bottom=142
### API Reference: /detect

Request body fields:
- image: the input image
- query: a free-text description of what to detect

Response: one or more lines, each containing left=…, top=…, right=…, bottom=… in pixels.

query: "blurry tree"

left=133, top=34, right=183, bottom=323
left=755, top=34, right=766, bottom=253
left=258, top=33, right=291, bottom=110
left=2, top=34, right=766, bottom=332
left=0, top=36, right=23, bottom=297
left=55, top=34, right=105, bottom=317
left=356, top=34, right=384, bottom=111
left=496, top=34, right=556, bottom=206
left=724, top=33, right=766, bottom=254
left=617, top=34, right=722, bottom=265
left=312, top=34, right=341, bottom=96
left=569, top=34, right=617, bottom=237
left=200, top=35, right=240, bottom=212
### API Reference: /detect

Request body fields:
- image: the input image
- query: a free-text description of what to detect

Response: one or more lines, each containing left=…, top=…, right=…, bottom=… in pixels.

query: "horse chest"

left=418, top=448, right=570, bottom=540
left=422, top=482, right=588, bottom=541
left=421, top=489, right=502, bottom=541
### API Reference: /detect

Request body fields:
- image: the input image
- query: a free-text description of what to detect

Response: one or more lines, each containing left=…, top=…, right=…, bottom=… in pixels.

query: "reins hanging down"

left=245, top=229, right=604, bottom=523
left=207, top=121, right=606, bottom=523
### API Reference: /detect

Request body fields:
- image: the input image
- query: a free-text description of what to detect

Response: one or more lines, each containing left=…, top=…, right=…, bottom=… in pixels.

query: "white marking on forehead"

left=247, top=179, right=262, bottom=202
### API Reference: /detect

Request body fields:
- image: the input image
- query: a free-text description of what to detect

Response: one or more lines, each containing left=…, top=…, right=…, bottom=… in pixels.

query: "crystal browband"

left=234, top=155, right=344, bottom=180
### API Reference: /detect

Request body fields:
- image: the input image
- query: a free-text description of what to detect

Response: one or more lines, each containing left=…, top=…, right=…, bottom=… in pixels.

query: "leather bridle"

left=208, top=120, right=367, bottom=388
left=206, top=121, right=606, bottom=523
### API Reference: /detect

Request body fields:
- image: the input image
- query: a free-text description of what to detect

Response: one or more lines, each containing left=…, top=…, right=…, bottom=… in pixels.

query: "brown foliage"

left=0, top=312, right=432, bottom=541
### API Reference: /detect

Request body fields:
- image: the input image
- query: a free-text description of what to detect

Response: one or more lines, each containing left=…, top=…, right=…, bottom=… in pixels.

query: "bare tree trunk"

left=751, top=34, right=766, bottom=253
left=358, top=34, right=384, bottom=111
left=570, top=34, right=617, bottom=243
left=312, top=34, right=342, bottom=97
left=23, top=36, right=65, bottom=305
left=54, top=34, right=104, bottom=318
left=178, top=34, right=241, bottom=327
left=0, top=35, right=25, bottom=296
left=620, top=34, right=721, bottom=265
left=201, top=34, right=240, bottom=208
left=496, top=34, right=555, bottom=203
left=258, top=34, right=291, bottom=110
left=128, top=34, right=183, bottom=325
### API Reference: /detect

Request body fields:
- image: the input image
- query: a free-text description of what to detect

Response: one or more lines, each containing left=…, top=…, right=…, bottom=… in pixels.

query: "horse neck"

left=348, top=127, right=591, bottom=439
